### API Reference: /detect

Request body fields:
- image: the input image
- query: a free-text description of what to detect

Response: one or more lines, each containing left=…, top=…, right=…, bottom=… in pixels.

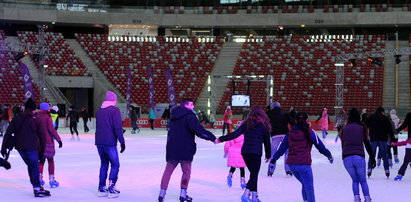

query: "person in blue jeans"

left=339, top=108, right=376, bottom=202
left=95, top=91, right=126, bottom=198
left=271, top=112, right=333, bottom=202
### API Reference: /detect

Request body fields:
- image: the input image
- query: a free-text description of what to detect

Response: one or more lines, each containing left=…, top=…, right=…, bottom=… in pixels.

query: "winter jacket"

left=340, top=122, right=374, bottom=159
left=219, top=122, right=271, bottom=159
left=80, top=110, right=91, bottom=122
left=1, top=111, right=45, bottom=153
left=161, top=108, right=170, bottom=120
left=37, top=111, right=61, bottom=158
left=166, top=106, right=216, bottom=162
left=390, top=110, right=401, bottom=129
left=223, top=110, right=232, bottom=124
left=66, top=110, right=79, bottom=123
left=224, top=134, right=246, bottom=168
left=365, top=113, right=395, bottom=142
left=266, top=107, right=294, bottom=137
left=149, top=109, right=156, bottom=120
left=130, top=108, right=138, bottom=120
left=272, top=126, right=332, bottom=165
left=397, top=112, right=411, bottom=139
left=315, top=109, right=330, bottom=130
left=95, top=105, right=125, bottom=146
left=2, top=107, right=12, bottom=121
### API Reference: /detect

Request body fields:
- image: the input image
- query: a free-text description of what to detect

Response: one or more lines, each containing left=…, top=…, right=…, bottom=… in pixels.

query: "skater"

left=334, top=109, right=347, bottom=142
left=158, top=98, right=216, bottom=202
left=390, top=109, right=400, bottom=163
left=365, top=107, right=395, bottom=178
left=266, top=102, right=294, bottom=177
left=0, top=104, right=12, bottom=137
left=0, top=98, right=50, bottom=197
left=199, top=110, right=210, bottom=127
left=37, top=103, right=63, bottom=188
left=130, top=105, right=140, bottom=134
left=392, top=139, right=411, bottom=181
left=80, top=107, right=91, bottom=133
left=216, top=106, right=271, bottom=202
left=149, top=108, right=156, bottom=130
left=271, top=112, right=333, bottom=202
left=222, top=106, right=233, bottom=135
left=66, top=106, right=80, bottom=140
left=161, top=105, right=171, bottom=130
left=0, top=157, right=11, bottom=169
left=339, top=108, right=376, bottom=202
left=50, top=106, right=59, bottom=131
left=224, top=121, right=247, bottom=189
left=361, top=108, right=368, bottom=125
left=95, top=91, right=126, bottom=198
left=315, top=108, right=330, bottom=139
left=209, top=112, right=216, bottom=129
left=382, top=114, right=399, bottom=167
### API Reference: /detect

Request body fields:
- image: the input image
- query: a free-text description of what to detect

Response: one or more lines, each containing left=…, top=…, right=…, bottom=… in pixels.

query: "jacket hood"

left=170, top=106, right=194, bottom=120
left=21, top=110, right=35, bottom=118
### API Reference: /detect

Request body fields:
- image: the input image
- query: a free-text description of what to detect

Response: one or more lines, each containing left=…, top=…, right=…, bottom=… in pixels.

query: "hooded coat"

left=224, top=134, right=246, bottom=168
left=37, top=111, right=62, bottom=158
left=166, top=106, right=216, bottom=162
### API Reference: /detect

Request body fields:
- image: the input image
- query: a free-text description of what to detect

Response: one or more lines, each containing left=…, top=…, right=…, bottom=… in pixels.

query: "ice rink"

left=0, top=127, right=410, bottom=202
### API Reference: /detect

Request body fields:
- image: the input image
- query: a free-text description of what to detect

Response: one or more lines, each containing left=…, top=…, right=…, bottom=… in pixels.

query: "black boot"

left=180, top=188, right=192, bottom=202
left=34, top=187, right=51, bottom=197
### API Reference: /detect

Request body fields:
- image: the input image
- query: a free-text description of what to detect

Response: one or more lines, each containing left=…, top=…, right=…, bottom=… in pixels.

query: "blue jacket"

left=219, top=122, right=271, bottom=159
left=166, top=106, right=216, bottom=162
left=95, top=106, right=125, bottom=146
left=271, top=126, right=332, bottom=165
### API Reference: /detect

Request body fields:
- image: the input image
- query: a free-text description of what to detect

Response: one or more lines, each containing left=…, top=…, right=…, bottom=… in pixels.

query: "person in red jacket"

left=222, top=106, right=233, bottom=135
left=38, top=103, right=63, bottom=188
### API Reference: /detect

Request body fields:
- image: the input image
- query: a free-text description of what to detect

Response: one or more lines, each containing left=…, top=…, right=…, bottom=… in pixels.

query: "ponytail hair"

left=295, top=112, right=310, bottom=138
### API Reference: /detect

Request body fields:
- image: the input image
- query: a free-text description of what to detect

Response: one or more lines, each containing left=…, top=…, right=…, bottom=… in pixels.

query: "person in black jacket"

left=365, top=107, right=395, bottom=178
left=80, top=107, right=91, bottom=133
left=66, top=106, right=79, bottom=140
left=266, top=102, right=295, bottom=176
left=129, top=106, right=140, bottom=134
left=216, top=106, right=271, bottom=202
left=158, top=98, right=216, bottom=202
left=0, top=98, right=50, bottom=197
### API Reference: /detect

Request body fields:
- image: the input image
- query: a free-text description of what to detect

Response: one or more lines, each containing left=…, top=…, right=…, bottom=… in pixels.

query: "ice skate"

left=267, top=163, right=275, bottom=177
left=251, top=191, right=261, bottom=202
left=49, top=179, right=59, bottom=188
left=364, top=196, right=372, bottom=202
left=394, top=175, right=403, bottom=181
left=385, top=170, right=390, bottom=179
left=108, top=181, right=120, bottom=198
left=227, top=174, right=233, bottom=187
left=285, top=171, right=293, bottom=176
left=40, top=175, right=45, bottom=186
left=354, top=195, right=361, bottom=202
left=389, top=159, right=393, bottom=168
left=158, top=189, right=166, bottom=202
left=98, top=186, right=108, bottom=197
left=131, top=130, right=135, bottom=134
left=70, top=136, right=74, bottom=141
left=33, top=187, right=51, bottom=197
left=394, top=155, right=400, bottom=164
left=241, top=189, right=251, bottom=202
left=179, top=188, right=192, bottom=202
left=377, top=159, right=381, bottom=167
left=367, top=168, right=372, bottom=178
left=240, top=177, right=246, bottom=189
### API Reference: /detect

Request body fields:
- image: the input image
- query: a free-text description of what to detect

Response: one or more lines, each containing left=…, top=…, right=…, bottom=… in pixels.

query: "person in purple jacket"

left=95, top=91, right=126, bottom=199
left=339, top=108, right=376, bottom=202
left=271, top=112, right=333, bottom=202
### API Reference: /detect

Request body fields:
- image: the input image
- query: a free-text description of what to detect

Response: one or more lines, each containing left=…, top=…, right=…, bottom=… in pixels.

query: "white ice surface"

left=0, top=128, right=409, bottom=202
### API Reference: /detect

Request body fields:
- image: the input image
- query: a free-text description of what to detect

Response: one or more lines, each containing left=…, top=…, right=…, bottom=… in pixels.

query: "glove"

left=223, top=153, right=228, bottom=158
left=58, top=141, right=63, bottom=148
left=328, top=156, right=334, bottom=164
left=214, top=138, right=221, bottom=144
left=371, top=158, right=376, bottom=169
left=120, top=143, right=126, bottom=153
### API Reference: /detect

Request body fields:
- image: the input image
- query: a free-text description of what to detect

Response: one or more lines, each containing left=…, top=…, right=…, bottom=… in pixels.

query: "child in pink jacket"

left=224, top=122, right=247, bottom=189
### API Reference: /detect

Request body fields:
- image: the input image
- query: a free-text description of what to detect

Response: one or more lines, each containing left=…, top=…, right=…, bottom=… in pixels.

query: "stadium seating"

left=17, top=31, right=87, bottom=76
left=0, top=30, right=42, bottom=104
left=76, top=34, right=224, bottom=112
left=218, top=35, right=385, bottom=115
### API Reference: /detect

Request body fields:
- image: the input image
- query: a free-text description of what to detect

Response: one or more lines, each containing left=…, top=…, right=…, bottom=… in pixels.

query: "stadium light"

left=14, top=51, right=28, bottom=61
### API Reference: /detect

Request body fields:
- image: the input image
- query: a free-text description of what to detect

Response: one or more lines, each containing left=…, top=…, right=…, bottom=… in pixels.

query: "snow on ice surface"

left=0, top=128, right=410, bottom=202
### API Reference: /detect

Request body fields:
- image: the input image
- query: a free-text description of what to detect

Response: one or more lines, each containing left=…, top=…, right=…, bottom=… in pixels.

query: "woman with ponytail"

left=216, top=106, right=271, bottom=202
left=270, top=112, right=333, bottom=202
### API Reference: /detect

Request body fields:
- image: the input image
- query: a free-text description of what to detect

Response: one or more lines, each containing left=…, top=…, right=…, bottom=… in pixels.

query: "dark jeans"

left=149, top=119, right=154, bottom=130
left=97, top=145, right=120, bottom=188
left=398, top=148, right=411, bottom=176
left=131, top=118, right=139, bottom=131
left=289, top=164, right=315, bottom=202
left=70, top=121, right=79, bottom=136
left=18, top=150, right=41, bottom=188
left=82, top=119, right=89, bottom=132
left=385, top=138, right=398, bottom=159
left=369, top=141, right=389, bottom=170
left=160, top=160, right=192, bottom=190
left=242, top=153, right=261, bottom=192
left=222, top=123, right=231, bottom=135
left=343, top=155, right=370, bottom=197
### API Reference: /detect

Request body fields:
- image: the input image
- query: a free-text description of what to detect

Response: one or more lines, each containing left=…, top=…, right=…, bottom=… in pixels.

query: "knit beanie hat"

left=24, top=98, right=37, bottom=111
left=105, top=91, right=117, bottom=101
left=40, top=103, right=50, bottom=111
left=270, top=102, right=281, bottom=109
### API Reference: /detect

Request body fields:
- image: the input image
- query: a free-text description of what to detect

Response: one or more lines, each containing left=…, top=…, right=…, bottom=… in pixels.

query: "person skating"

left=334, top=109, right=347, bottom=142
left=95, top=91, right=126, bottom=198
left=0, top=98, right=50, bottom=197
left=222, top=106, right=233, bottom=135
left=130, top=105, right=140, bottom=134
left=315, top=108, right=330, bottom=139
left=66, top=106, right=80, bottom=140
left=392, top=139, right=411, bottom=181
left=339, top=108, right=376, bottom=202
left=266, top=102, right=295, bottom=177
left=158, top=98, right=216, bottom=202
left=149, top=108, right=156, bottom=130
left=224, top=121, right=247, bottom=189
left=216, top=106, right=271, bottom=202
left=390, top=109, right=401, bottom=163
left=271, top=112, right=333, bottom=202
left=365, top=107, right=395, bottom=178
left=50, top=106, right=59, bottom=131
left=209, top=112, right=216, bottom=129
left=37, top=103, right=63, bottom=188
left=80, top=107, right=91, bottom=133
left=0, top=104, right=12, bottom=137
